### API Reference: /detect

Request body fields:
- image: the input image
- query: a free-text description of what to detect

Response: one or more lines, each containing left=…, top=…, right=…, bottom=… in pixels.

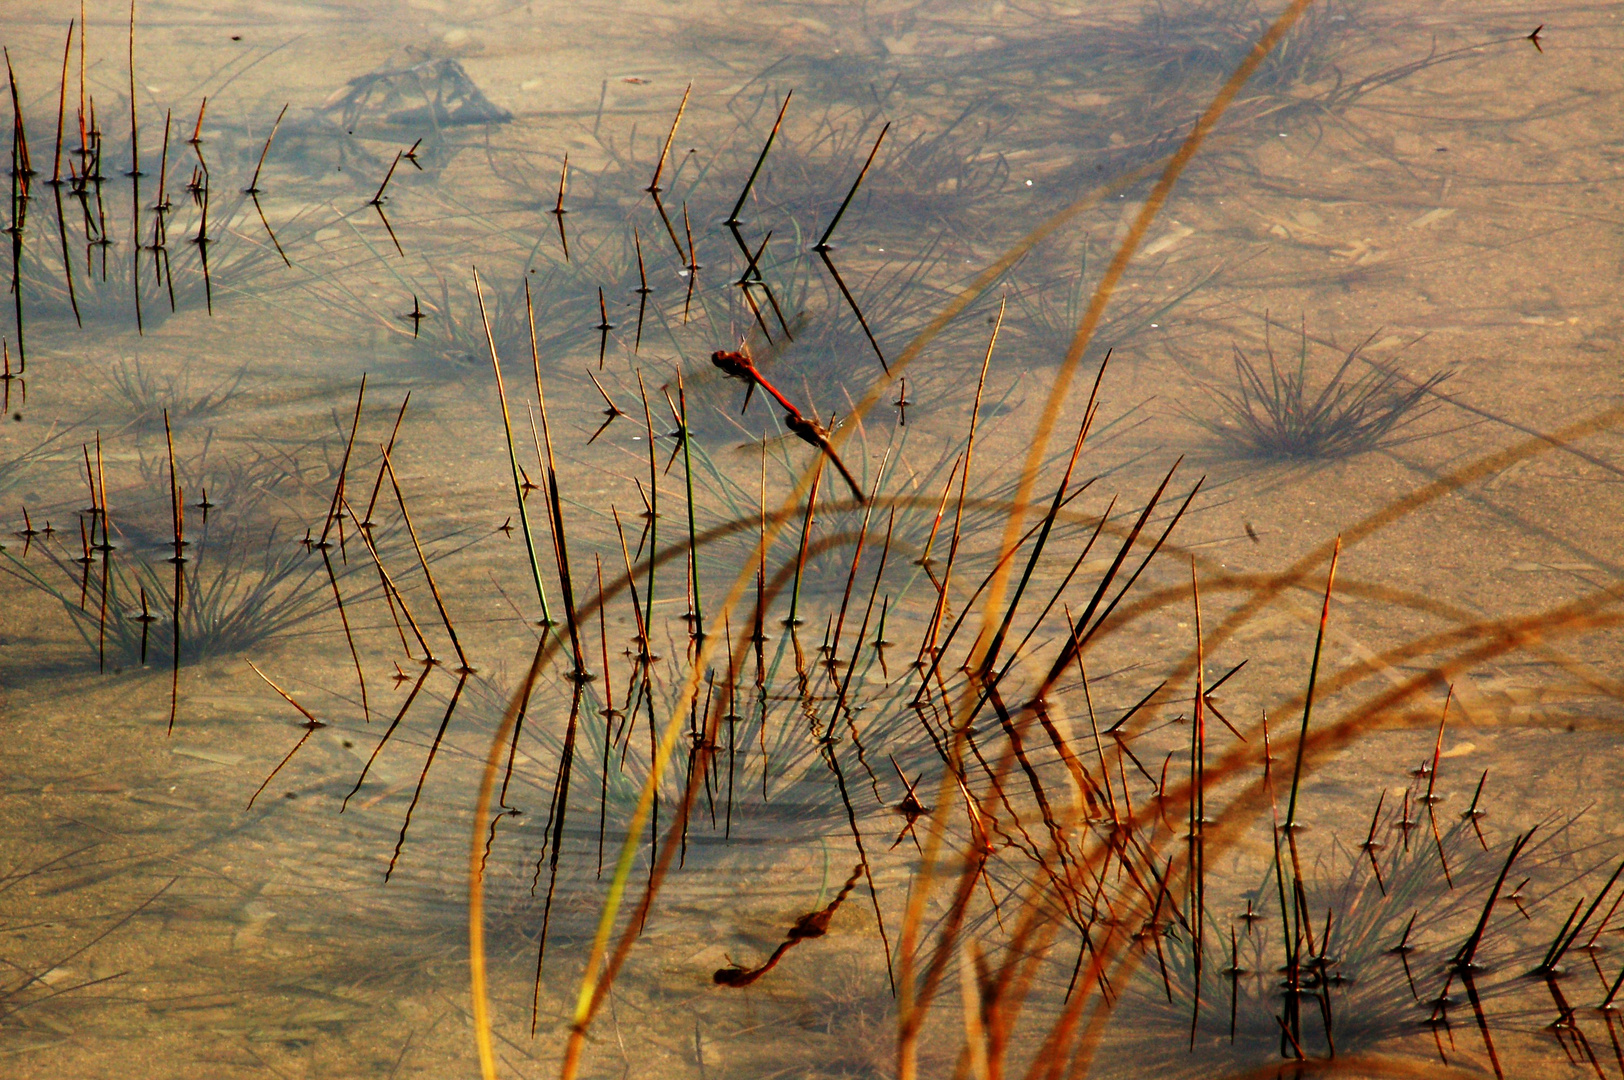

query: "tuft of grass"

left=1123, top=771, right=1612, bottom=1070
left=1190, top=321, right=1451, bottom=459
left=99, top=356, right=251, bottom=432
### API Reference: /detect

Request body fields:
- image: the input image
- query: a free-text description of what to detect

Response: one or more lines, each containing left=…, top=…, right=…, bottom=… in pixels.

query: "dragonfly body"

left=709, top=348, right=864, bottom=503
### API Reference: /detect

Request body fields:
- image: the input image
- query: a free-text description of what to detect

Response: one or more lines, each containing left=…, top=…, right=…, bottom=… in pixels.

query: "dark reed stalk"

left=1602, top=961, right=1624, bottom=1011
left=1362, top=789, right=1388, bottom=895
left=814, top=121, right=889, bottom=252
left=73, top=0, right=85, bottom=176
left=360, top=393, right=409, bottom=530
left=612, top=507, right=649, bottom=669
left=645, top=85, right=691, bottom=259
left=1534, top=858, right=1624, bottom=976
left=1462, top=769, right=1489, bottom=845
left=677, top=373, right=703, bottom=642
left=161, top=410, right=186, bottom=733
left=814, top=678, right=895, bottom=990
left=596, top=554, right=614, bottom=877
left=188, top=142, right=215, bottom=310
left=532, top=379, right=586, bottom=678
left=1424, top=687, right=1456, bottom=886
left=635, top=373, right=660, bottom=646
left=94, top=435, right=112, bottom=548
left=93, top=432, right=111, bottom=670
left=402, top=293, right=425, bottom=337
left=631, top=225, right=650, bottom=352
left=50, top=20, right=72, bottom=186
left=75, top=516, right=92, bottom=607
left=367, top=147, right=401, bottom=206
left=1585, top=884, right=1624, bottom=953
left=917, top=307, right=998, bottom=666
left=478, top=270, right=554, bottom=626
left=532, top=683, right=585, bottom=1031
left=734, top=229, right=788, bottom=342
left=151, top=105, right=170, bottom=216
left=0, top=339, right=21, bottom=412
left=816, top=246, right=887, bottom=375
left=380, top=446, right=472, bottom=672
left=831, top=507, right=894, bottom=791
left=317, top=376, right=368, bottom=548
left=1186, top=559, right=1206, bottom=1048
left=977, top=398, right=1099, bottom=679
left=550, top=154, right=569, bottom=261
left=753, top=447, right=769, bottom=780
left=135, top=585, right=152, bottom=664
left=594, top=287, right=612, bottom=369
left=646, top=84, right=690, bottom=195
left=807, top=120, right=895, bottom=368
left=725, top=91, right=791, bottom=227
left=386, top=672, right=469, bottom=880
left=342, top=663, right=430, bottom=811
left=249, top=189, right=288, bottom=266
left=635, top=374, right=661, bottom=873
left=6, top=54, right=28, bottom=368
left=913, top=455, right=960, bottom=581
left=1450, top=828, right=1535, bottom=976
left=6, top=50, right=33, bottom=192
left=783, top=457, right=822, bottom=631
left=129, top=154, right=144, bottom=333
left=494, top=628, right=545, bottom=823
left=95, top=528, right=110, bottom=670
left=148, top=110, right=175, bottom=304
left=320, top=544, right=369, bottom=723
left=680, top=200, right=697, bottom=320
left=587, top=367, right=625, bottom=443
left=244, top=660, right=326, bottom=808
left=1283, top=539, right=1341, bottom=831
left=125, top=1, right=139, bottom=177
left=343, top=496, right=433, bottom=661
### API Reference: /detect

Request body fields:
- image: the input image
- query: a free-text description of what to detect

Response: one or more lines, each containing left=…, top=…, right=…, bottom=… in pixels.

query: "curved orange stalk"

left=965, top=0, right=1323, bottom=678
left=897, top=2, right=1320, bottom=1076
left=968, top=602, right=1624, bottom=1075
left=474, top=103, right=1173, bottom=1080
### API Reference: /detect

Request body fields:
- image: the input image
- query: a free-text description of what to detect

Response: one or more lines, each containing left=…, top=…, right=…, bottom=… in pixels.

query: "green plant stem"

left=476, top=267, right=553, bottom=626
left=678, top=378, right=702, bottom=641
left=1284, top=538, right=1340, bottom=830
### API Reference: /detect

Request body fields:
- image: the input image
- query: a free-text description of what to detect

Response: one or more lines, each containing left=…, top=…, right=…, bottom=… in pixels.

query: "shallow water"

left=4, top=1, right=1624, bottom=1077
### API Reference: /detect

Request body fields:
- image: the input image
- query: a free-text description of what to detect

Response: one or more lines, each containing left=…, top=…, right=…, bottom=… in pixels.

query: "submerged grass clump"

left=98, top=355, right=251, bottom=431
left=1191, top=321, right=1451, bottom=459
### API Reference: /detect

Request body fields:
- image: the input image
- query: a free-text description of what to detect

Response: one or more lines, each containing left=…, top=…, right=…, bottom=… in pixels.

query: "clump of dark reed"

left=1116, top=764, right=1622, bottom=1074
left=0, top=414, right=470, bottom=677
left=1188, top=320, right=1451, bottom=459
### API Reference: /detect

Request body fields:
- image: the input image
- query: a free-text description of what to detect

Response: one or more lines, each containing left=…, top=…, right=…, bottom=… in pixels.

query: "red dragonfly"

left=709, top=345, right=863, bottom=503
